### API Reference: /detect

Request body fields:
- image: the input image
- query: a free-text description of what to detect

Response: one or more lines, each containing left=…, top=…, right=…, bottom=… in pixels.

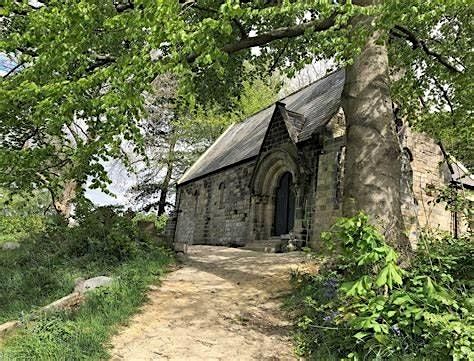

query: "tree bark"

left=157, top=137, right=177, bottom=216
left=54, top=179, right=77, bottom=219
left=341, top=10, right=411, bottom=251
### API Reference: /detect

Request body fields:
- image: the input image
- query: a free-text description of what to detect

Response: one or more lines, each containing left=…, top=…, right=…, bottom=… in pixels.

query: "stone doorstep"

left=243, top=239, right=285, bottom=253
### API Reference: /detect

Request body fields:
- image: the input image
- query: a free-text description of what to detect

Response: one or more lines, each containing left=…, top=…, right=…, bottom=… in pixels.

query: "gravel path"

left=109, top=245, right=310, bottom=361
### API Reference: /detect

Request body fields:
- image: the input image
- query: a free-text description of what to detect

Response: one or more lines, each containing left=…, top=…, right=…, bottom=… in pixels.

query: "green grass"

left=0, top=229, right=173, bottom=360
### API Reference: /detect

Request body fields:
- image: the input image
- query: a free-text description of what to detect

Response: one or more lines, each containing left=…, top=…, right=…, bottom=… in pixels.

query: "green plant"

left=0, top=203, right=173, bottom=359
left=0, top=206, right=171, bottom=324
left=288, top=213, right=474, bottom=360
left=0, top=247, right=172, bottom=360
left=67, top=205, right=156, bottom=262
left=0, top=190, right=49, bottom=244
left=132, top=212, right=169, bottom=233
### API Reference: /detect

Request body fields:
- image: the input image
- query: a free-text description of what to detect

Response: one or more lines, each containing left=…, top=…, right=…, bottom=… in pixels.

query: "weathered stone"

left=1, top=242, right=20, bottom=250
left=42, top=292, right=83, bottom=313
left=74, top=276, right=113, bottom=294
left=173, top=88, right=469, bottom=249
left=0, top=320, right=20, bottom=336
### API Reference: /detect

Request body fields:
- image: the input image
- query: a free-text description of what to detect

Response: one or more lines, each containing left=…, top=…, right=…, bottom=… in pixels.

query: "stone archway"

left=249, top=149, right=301, bottom=240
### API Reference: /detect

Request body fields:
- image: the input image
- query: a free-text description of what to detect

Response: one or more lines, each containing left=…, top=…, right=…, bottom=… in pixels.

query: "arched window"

left=218, top=182, right=226, bottom=209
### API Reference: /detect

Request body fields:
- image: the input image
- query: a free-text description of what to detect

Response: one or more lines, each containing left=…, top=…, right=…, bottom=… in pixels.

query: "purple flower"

left=323, top=311, right=339, bottom=323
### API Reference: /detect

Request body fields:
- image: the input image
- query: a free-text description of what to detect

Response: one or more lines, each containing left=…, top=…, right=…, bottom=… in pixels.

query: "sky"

left=0, top=54, right=16, bottom=76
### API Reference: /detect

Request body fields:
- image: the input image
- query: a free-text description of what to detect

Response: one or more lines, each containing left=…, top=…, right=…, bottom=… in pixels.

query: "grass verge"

left=0, top=211, right=174, bottom=360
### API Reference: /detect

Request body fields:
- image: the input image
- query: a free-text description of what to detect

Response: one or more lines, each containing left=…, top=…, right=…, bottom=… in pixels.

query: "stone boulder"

left=74, top=276, right=113, bottom=294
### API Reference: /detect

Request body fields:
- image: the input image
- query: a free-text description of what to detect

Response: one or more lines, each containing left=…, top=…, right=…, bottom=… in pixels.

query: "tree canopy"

left=0, top=0, right=471, bottom=206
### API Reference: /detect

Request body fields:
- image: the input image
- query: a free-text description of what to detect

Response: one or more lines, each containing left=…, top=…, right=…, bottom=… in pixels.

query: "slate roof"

left=178, top=69, right=345, bottom=185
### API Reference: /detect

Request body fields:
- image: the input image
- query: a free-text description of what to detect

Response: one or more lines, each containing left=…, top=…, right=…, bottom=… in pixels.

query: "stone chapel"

left=170, top=70, right=473, bottom=250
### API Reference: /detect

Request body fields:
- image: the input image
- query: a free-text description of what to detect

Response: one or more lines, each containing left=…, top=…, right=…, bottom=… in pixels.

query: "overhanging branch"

left=222, top=15, right=337, bottom=54
left=390, top=25, right=463, bottom=74
left=187, top=14, right=337, bottom=62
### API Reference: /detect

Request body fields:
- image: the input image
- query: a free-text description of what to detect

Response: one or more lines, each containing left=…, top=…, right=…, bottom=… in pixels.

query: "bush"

left=32, top=203, right=160, bottom=263
left=288, top=213, right=474, bottom=360
left=132, top=212, right=169, bottom=233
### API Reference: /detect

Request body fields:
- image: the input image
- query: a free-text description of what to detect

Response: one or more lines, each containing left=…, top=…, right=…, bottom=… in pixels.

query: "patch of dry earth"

left=110, top=245, right=312, bottom=361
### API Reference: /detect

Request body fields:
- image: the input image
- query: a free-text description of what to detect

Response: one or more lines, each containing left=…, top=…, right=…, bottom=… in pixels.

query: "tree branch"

left=391, top=25, right=463, bottom=74
left=1, top=62, right=23, bottom=78
left=432, top=77, right=454, bottom=115
left=222, top=15, right=337, bottom=54
left=187, top=14, right=337, bottom=62
left=85, top=55, right=116, bottom=72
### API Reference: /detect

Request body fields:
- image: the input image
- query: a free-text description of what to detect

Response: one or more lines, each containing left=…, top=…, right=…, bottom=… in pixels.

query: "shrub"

left=288, top=213, right=474, bottom=360
left=132, top=212, right=169, bottom=233
left=60, top=205, right=157, bottom=263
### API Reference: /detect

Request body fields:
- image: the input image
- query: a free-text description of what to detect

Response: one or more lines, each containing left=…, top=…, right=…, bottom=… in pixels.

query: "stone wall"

left=403, top=128, right=454, bottom=235
left=173, top=107, right=460, bottom=249
left=175, top=160, right=255, bottom=245
left=309, top=112, right=346, bottom=248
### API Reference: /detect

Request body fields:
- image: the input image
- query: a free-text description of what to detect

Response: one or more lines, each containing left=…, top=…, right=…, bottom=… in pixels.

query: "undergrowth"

left=0, top=205, right=173, bottom=360
left=287, top=213, right=473, bottom=360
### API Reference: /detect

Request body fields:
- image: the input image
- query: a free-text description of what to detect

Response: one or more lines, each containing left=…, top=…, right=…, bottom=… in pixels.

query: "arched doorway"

left=273, top=172, right=295, bottom=236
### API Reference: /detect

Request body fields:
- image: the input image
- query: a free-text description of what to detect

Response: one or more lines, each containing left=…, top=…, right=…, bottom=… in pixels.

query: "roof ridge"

left=238, top=68, right=343, bottom=123
left=278, top=68, right=343, bottom=104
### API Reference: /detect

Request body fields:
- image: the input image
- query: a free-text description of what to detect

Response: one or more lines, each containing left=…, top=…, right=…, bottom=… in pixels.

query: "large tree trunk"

left=341, top=17, right=410, bottom=251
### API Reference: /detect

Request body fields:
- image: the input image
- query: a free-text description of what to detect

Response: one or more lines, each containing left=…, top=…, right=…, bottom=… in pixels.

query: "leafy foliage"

left=1, top=0, right=471, bottom=201
left=288, top=213, right=474, bottom=360
left=426, top=183, right=474, bottom=232
left=0, top=190, right=50, bottom=244
left=132, top=212, right=168, bottom=233
left=129, top=69, right=280, bottom=213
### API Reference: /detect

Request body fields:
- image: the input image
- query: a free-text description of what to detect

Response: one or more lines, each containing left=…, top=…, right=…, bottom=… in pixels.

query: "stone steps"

left=243, top=239, right=285, bottom=253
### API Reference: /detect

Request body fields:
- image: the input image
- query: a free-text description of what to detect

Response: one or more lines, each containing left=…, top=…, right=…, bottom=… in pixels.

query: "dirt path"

left=110, top=245, right=310, bottom=361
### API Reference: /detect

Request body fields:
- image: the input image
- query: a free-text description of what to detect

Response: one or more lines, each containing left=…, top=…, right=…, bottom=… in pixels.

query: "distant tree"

left=130, top=71, right=281, bottom=214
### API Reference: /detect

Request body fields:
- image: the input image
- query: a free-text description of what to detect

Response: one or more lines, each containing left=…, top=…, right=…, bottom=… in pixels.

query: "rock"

left=1, top=242, right=20, bottom=250
left=74, top=276, right=113, bottom=294
left=287, top=241, right=296, bottom=252
left=0, top=320, right=20, bottom=336
left=176, top=251, right=186, bottom=262
left=174, top=242, right=187, bottom=253
left=42, top=293, right=83, bottom=313
left=148, top=285, right=159, bottom=291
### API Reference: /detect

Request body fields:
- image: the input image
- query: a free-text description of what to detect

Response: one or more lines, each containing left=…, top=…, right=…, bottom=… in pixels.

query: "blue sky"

left=0, top=54, right=17, bottom=76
